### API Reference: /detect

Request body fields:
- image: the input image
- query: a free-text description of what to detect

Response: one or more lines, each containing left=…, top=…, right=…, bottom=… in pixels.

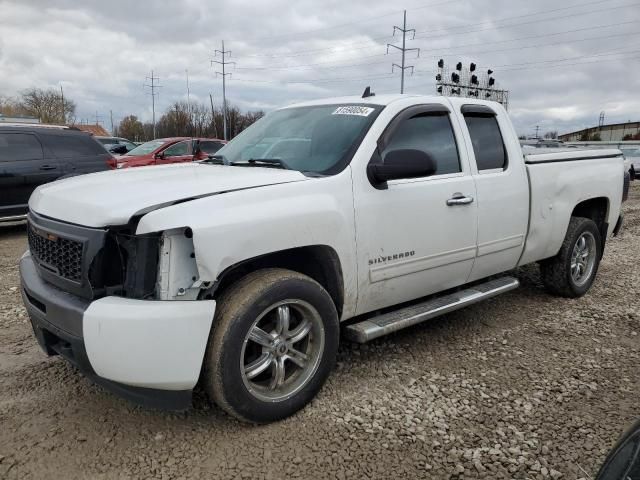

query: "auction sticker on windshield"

left=332, top=106, right=375, bottom=117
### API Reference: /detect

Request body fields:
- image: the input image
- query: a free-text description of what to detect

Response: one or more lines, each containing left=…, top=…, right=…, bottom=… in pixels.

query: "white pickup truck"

left=20, top=94, right=628, bottom=423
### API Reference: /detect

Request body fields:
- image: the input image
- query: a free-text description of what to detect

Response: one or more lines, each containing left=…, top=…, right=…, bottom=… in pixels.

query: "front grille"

left=28, top=226, right=83, bottom=282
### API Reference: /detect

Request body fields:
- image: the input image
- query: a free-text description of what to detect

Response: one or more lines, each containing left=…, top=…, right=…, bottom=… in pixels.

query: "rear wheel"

left=203, top=268, right=339, bottom=423
left=540, top=216, right=602, bottom=298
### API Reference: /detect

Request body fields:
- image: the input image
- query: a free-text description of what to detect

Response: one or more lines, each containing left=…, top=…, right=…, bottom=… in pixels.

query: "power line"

left=212, top=40, right=235, bottom=140
left=248, top=0, right=466, bottom=43
left=235, top=0, right=623, bottom=60
left=387, top=10, right=420, bottom=94
left=412, top=1, right=639, bottom=41
left=144, top=70, right=162, bottom=139
left=234, top=21, right=637, bottom=73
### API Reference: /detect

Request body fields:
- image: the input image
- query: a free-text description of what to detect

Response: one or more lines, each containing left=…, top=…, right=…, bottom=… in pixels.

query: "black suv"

left=0, top=125, right=114, bottom=222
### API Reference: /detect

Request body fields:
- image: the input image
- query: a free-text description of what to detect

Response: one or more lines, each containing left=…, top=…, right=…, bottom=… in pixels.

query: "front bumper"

left=20, top=252, right=215, bottom=410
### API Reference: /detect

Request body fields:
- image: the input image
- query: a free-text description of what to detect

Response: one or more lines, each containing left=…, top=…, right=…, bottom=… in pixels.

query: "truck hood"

left=29, top=163, right=308, bottom=228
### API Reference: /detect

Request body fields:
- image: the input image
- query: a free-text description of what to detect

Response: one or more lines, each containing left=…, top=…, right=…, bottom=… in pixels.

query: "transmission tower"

left=387, top=10, right=419, bottom=94
left=212, top=41, right=235, bottom=140
left=144, top=70, right=162, bottom=139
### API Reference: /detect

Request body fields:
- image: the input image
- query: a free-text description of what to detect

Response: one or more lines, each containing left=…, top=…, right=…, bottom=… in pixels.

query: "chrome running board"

left=344, top=276, right=520, bottom=343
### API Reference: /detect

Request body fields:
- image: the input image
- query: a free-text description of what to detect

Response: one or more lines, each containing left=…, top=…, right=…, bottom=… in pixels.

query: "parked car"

left=20, top=94, right=628, bottom=422
left=0, top=124, right=115, bottom=223
left=117, top=137, right=226, bottom=168
left=619, top=147, right=639, bottom=180
left=95, top=136, right=138, bottom=155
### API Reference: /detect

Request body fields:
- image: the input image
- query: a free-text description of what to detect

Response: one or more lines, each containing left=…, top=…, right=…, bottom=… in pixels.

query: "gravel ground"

left=0, top=185, right=638, bottom=480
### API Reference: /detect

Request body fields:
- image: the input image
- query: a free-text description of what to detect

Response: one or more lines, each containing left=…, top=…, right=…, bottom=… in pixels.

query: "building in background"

left=0, top=113, right=40, bottom=124
left=69, top=123, right=110, bottom=136
left=559, top=121, right=640, bottom=142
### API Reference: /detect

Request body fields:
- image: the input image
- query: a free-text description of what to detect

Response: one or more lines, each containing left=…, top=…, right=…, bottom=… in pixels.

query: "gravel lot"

left=1, top=185, right=638, bottom=480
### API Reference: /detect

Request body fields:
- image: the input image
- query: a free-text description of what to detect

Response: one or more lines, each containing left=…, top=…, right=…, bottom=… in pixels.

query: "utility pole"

left=186, top=69, right=192, bottom=136
left=94, top=111, right=103, bottom=126
left=535, top=125, right=540, bottom=139
left=110, top=110, right=114, bottom=135
left=144, top=70, right=162, bottom=139
left=387, top=10, right=419, bottom=94
left=212, top=40, right=235, bottom=140
left=209, top=93, right=219, bottom=139
left=60, top=85, right=65, bottom=124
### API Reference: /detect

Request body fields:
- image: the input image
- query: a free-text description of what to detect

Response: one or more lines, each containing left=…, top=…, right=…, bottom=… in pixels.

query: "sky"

left=0, top=0, right=639, bottom=137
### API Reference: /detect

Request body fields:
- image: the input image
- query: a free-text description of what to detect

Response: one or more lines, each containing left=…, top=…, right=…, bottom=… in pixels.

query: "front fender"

left=136, top=169, right=358, bottom=318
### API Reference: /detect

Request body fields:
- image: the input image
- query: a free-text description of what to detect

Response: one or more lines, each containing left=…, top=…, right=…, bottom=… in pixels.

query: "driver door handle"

left=446, top=193, right=474, bottom=206
left=39, top=164, right=57, bottom=171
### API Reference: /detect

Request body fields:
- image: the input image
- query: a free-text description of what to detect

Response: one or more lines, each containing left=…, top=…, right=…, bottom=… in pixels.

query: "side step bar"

left=344, top=276, right=519, bottom=343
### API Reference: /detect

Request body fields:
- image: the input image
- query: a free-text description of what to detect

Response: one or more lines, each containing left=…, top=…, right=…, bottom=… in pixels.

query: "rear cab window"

left=462, top=106, right=508, bottom=172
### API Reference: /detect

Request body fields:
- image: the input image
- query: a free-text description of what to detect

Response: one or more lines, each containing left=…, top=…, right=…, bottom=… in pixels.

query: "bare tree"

left=543, top=131, right=558, bottom=139
left=19, top=88, right=76, bottom=124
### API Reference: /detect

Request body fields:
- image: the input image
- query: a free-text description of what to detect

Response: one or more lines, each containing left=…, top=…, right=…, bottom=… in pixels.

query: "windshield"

left=214, top=104, right=382, bottom=174
left=126, top=140, right=166, bottom=156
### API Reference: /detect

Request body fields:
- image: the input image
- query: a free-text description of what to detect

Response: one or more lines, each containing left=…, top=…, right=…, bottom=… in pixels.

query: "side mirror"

left=155, top=151, right=165, bottom=159
left=368, top=149, right=436, bottom=185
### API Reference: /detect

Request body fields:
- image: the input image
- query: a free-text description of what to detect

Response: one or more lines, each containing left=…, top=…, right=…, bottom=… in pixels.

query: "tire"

left=203, top=268, right=339, bottom=423
left=540, top=216, right=603, bottom=298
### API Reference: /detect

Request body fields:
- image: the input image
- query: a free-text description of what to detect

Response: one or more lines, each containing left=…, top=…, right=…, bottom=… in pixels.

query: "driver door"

left=353, top=104, right=478, bottom=315
left=156, top=140, right=193, bottom=165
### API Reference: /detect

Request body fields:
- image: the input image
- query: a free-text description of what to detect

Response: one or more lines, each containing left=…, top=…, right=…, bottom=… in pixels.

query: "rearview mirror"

left=368, top=149, right=436, bottom=185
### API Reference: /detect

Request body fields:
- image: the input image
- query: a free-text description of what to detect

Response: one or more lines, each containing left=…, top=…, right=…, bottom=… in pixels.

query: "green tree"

left=117, top=115, right=145, bottom=141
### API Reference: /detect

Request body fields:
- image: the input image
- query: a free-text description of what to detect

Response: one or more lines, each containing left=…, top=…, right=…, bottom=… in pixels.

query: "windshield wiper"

left=204, top=154, right=229, bottom=165
left=232, top=158, right=291, bottom=170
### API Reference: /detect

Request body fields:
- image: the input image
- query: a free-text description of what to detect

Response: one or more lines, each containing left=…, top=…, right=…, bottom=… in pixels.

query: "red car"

left=116, top=137, right=226, bottom=169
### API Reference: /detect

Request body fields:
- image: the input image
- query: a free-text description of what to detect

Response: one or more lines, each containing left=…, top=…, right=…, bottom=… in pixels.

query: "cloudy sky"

left=1, top=0, right=639, bottom=136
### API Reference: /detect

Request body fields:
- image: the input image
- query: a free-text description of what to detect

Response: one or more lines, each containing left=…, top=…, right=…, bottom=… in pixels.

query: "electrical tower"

left=387, top=10, right=419, bottom=94
left=598, top=111, right=605, bottom=128
left=212, top=41, right=235, bottom=140
left=535, top=125, right=540, bottom=139
left=144, top=70, right=162, bottom=139
left=435, top=59, right=510, bottom=110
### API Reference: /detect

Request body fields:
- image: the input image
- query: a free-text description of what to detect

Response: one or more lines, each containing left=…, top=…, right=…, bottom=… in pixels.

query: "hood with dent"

left=29, top=163, right=307, bottom=228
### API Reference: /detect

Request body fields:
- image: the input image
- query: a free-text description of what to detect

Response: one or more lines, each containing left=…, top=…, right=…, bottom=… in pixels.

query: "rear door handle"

left=39, top=165, right=57, bottom=171
left=446, top=193, right=474, bottom=206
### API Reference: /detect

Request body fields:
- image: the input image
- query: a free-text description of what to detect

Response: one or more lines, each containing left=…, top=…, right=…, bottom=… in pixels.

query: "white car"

left=20, top=94, right=627, bottom=422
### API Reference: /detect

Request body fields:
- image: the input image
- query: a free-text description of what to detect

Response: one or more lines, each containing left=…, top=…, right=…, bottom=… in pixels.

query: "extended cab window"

left=463, top=114, right=507, bottom=171
left=0, top=133, right=43, bottom=162
left=199, top=141, right=225, bottom=155
left=382, top=113, right=461, bottom=175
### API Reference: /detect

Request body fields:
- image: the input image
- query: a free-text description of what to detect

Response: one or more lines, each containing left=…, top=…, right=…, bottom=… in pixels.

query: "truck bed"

left=518, top=149, right=624, bottom=267
left=524, top=148, right=622, bottom=164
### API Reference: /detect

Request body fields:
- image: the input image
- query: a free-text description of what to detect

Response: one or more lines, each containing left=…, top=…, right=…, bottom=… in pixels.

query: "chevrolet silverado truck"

left=20, top=93, right=628, bottom=423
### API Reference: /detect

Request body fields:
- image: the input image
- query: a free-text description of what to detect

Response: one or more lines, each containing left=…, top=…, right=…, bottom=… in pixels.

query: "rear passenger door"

left=41, top=132, right=111, bottom=176
left=459, top=105, right=529, bottom=282
left=0, top=131, right=58, bottom=218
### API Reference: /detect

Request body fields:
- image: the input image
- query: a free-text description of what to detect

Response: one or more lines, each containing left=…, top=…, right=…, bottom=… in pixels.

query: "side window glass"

left=199, top=141, right=225, bottom=155
left=382, top=113, right=461, bottom=175
left=0, top=133, right=43, bottom=162
left=45, top=134, right=105, bottom=157
left=463, top=115, right=507, bottom=171
left=163, top=141, right=190, bottom=157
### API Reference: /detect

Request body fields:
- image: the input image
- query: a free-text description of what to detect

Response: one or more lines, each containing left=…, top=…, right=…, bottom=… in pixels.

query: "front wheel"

left=540, top=216, right=603, bottom=298
left=203, top=268, right=339, bottom=423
